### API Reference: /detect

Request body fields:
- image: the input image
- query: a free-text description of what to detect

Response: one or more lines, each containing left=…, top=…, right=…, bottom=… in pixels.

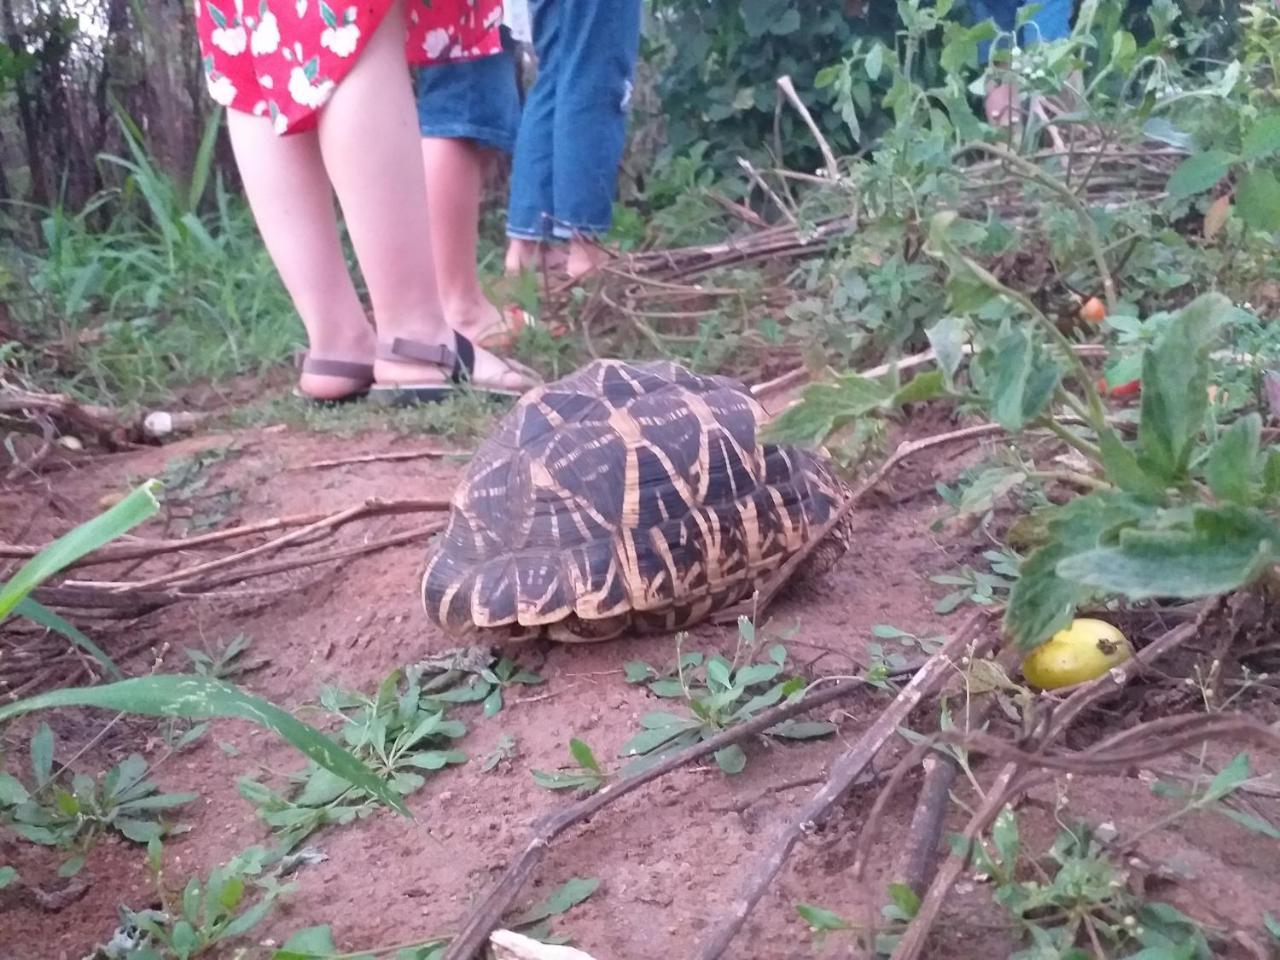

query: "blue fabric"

left=414, top=27, right=522, bottom=155
left=973, top=0, right=1073, bottom=62
left=506, top=0, right=643, bottom=240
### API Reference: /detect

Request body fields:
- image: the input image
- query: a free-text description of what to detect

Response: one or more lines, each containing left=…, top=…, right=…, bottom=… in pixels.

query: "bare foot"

left=565, top=238, right=611, bottom=279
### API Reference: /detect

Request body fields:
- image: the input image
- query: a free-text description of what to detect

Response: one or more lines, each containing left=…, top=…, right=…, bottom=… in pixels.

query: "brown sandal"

left=292, top=352, right=375, bottom=404
left=367, top=333, right=540, bottom=407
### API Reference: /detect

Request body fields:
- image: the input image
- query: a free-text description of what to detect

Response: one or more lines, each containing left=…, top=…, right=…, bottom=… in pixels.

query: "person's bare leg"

left=316, top=0, right=532, bottom=391
left=420, top=137, right=504, bottom=341
left=226, top=112, right=374, bottom=400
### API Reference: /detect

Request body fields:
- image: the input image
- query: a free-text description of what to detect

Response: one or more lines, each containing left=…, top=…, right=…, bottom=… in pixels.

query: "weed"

left=238, top=670, right=467, bottom=851
left=94, top=839, right=291, bottom=960
left=429, top=656, right=543, bottom=718
left=184, top=633, right=257, bottom=682
left=620, top=621, right=834, bottom=774
left=532, top=739, right=609, bottom=794
left=479, top=732, right=519, bottom=773
left=930, top=562, right=1015, bottom=615
left=0, top=724, right=195, bottom=876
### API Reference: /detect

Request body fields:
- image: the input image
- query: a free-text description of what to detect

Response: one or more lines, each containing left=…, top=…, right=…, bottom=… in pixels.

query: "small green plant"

left=795, top=882, right=920, bottom=955
left=532, top=739, right=609, bottom=794
left=239, top=671, right=467, bottom=851
left=428, top=656, right=543, bottom=717
left=479, top=732, right=519, bottom=773
left=1, top=724, right=195, bottom=876
left=101, top=839, right=291, bottom=959
left=929, top=562, right=1015, bottom=614
left=1147, top=752, right=1280, bottom=840
left=185, top=633, right=256, bottom=681
left=620, top=622, right=835, bottom=774
left=960, top=810, right=1216, bottom=958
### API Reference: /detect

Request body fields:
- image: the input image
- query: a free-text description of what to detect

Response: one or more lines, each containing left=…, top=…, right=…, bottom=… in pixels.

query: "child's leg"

left=416, top=35, right=521, bottom=341
left=226, top=112, right=374, bottom=401
left=421, top=137, right=504, bottom=339
left=550, top=0, right=641, bottom=277
left=315, top=0, right=531, bottom=391
left=505, top=0, right=561, bottom=275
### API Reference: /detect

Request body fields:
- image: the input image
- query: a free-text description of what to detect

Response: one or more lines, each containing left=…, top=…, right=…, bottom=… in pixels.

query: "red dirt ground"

left=2, top=417, right=1278, bottom=960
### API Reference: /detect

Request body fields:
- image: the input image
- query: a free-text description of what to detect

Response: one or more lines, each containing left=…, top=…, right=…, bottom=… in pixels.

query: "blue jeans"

left=414, top=27, right=522, bottom=155
left=506, top=0, right=642, bottom=241
left=973, top=0, right=1073, bottom=62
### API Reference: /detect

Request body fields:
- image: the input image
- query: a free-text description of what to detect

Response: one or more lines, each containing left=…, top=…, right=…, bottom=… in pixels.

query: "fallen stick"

left=61, top=522, right=442, bottom=597
left=298, top=448, right=471, bottom=470
left=440, top=663, right=923, bottom=960
left=776, top=75, right=840, bottom=181
left=0, top=497, right=450, bottom=568
left=693, top=611, right=995, bottom=960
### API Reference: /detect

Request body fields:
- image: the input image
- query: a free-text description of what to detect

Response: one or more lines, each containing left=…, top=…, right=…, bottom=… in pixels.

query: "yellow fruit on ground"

left=1021, top=618, right=1133, bottom=690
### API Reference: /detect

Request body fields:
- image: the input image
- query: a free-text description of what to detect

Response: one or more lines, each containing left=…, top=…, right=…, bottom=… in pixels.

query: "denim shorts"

left=414, top=27, right=522, bottom=155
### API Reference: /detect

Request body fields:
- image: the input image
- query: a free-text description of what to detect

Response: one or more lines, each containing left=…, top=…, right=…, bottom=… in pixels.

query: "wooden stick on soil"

left=0, top=497, right=450, bottom=568
left=440, top=663, right=925, bottom=960
left=298, top=448, right=471, bottom=470
left=693, top=610, right=994, bottom=960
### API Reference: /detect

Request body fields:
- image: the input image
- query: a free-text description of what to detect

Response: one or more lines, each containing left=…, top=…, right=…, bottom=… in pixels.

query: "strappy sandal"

left=367, top=332, right=540, bottom=407
left=292, top=352, right=375, bottom=405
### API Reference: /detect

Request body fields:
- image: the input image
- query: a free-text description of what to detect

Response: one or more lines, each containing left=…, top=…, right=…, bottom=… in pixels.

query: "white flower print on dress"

left=423, top=27, right=451, bottom=58
left=288, top=59, right=334, bottom=107
left=251, top=0, right=280, bottom=55
left=207, top=74, right=238, bottom=105
left=319, top=4, right=360, bottom=57
left=269, top=102, right=289, bottom=134
left=206, top=3, right=248, bottom=54
left=295, top=0, right=307, bottom=16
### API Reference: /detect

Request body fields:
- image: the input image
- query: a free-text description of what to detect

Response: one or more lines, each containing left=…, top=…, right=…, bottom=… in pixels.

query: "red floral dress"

left=195, top=0, right=501, bottom=135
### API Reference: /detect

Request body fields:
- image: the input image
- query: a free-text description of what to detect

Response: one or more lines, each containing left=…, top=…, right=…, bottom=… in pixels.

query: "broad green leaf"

left=1264, top=914, right=1280, bottom=940
left=403, top=750, right=466, bottom=770
left=764, top=373, right=893, bottom=444
left=985, top=328, right=1033, bottom=431
left=531, top=770, right=600, bottom=791
left=1236, top=169, right=1280, bottom=233
left=0, top=866, right=16, bottom=889
left=1202, top=752, right=1251, bottom=804
left=1242, top=114, right=1280, bottom=162
left=1005, top=493, right=1152, bottom=648
left=1138, top=294, right=1228, bottom=482
left=733, top=663, right=781, bottom=687
left=569, top=738, right=600, bottom=774
left=31, top=723, right=54, bottom=788
left=620, top=722, right=699, bottom=757
left=170, top=920, right=198, bottom=959
left=796, top=903, right=850, bottom=931
left=482, top=688, right=503, bottom=717
left=0, top=481, right=161, bottom=621
left=991, top=806, right=1019, bottom=867
left=706, top=657, right=732, bottom=689
left=714, top=744, right=747, bottom=774
left=886, top=882, right=920, bottom=918
left=1216, top=806, right=1280, bottom=839
left=1205, top=414, right=1261, bottom=505
left=14, top=598, right=121, bottom=679
left=623, top=661, right=654, bottom=683
left=509, top=876, right=600, bottom=927
left=222, top=898, right=275, bottom=938
left=0, top=773, right=30, bottom=806
left=0, top=676, right=407, bottom=815
left=117, top=817, right=165, bottom=843
left=1097, top=425, right=1165, bottom=499
left=1166, top=150, right=1234, bottom=200
left=276, top=925, right=337, bottom=959
left=647, top=679, right=686, bottom=698
left=58, top=854, right=87, bottom=877
left=1056, top=505, right=1280, bottom=601
left=865, top=42, right=884, bottom=80
left=925, top=316, right=968, bottom=390
left=767, top=720, right=836, bottom=739
left=891, top=370, right=945, bottom=407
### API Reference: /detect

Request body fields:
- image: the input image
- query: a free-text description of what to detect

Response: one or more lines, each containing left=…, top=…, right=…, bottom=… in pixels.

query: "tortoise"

left=421, top=359, right=853, bottom=642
